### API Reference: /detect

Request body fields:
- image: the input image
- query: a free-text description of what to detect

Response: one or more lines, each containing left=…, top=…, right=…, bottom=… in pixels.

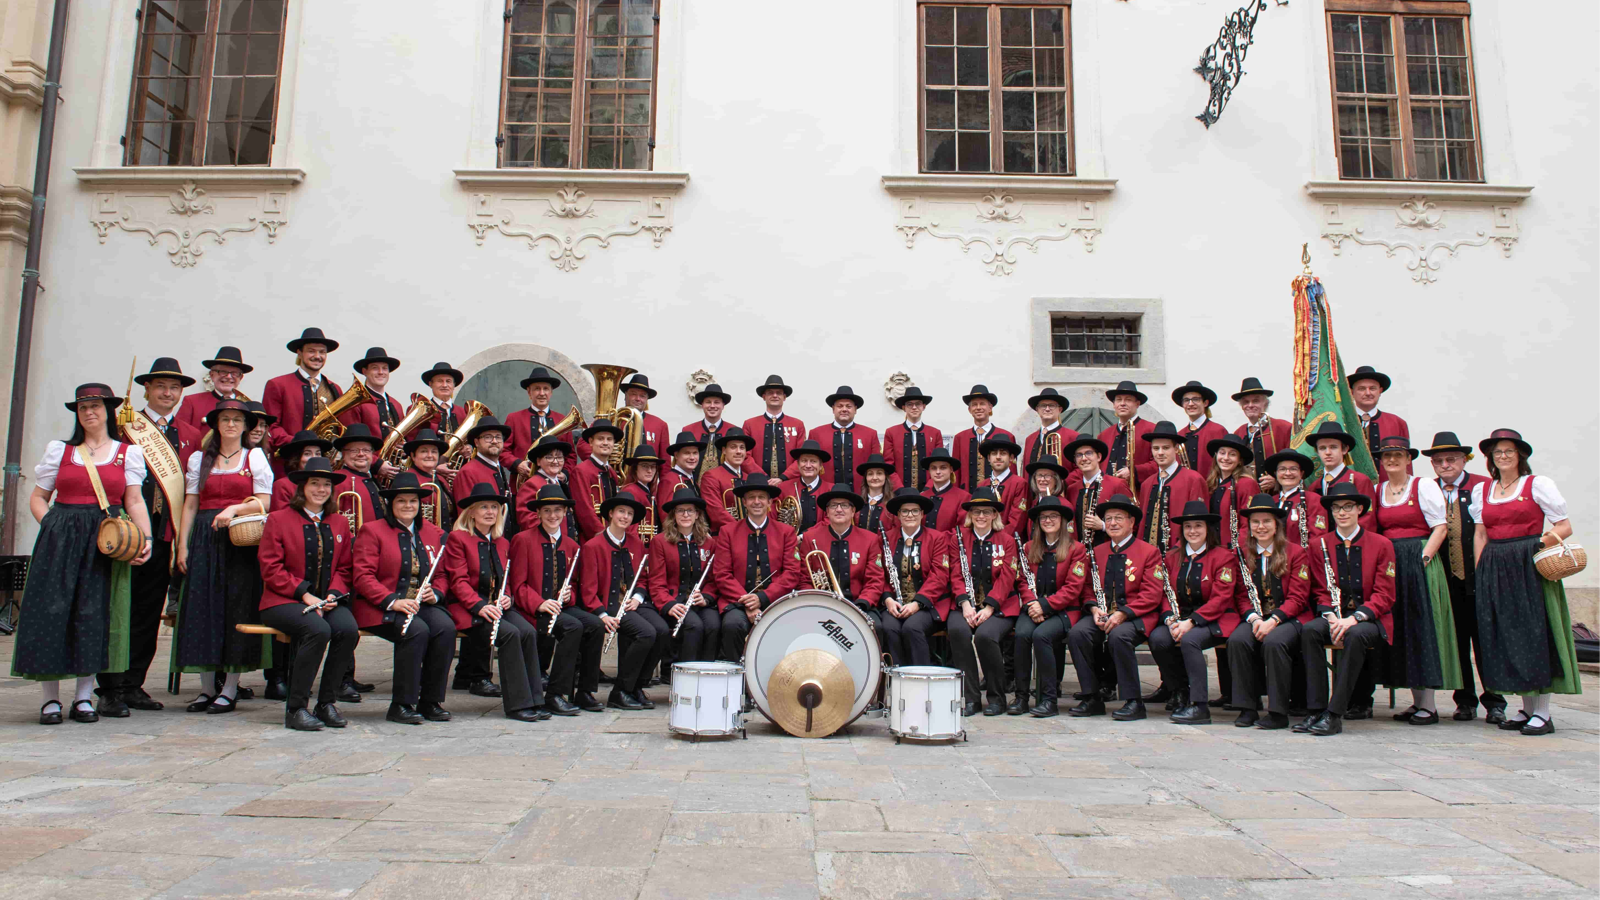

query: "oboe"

left=403, top=544, right=444, bottom=635
left=672, top=551, right=715, bottom=638
left=602, top=554, right=647, bottom=655
left=546, top=546, right=581, bottom=636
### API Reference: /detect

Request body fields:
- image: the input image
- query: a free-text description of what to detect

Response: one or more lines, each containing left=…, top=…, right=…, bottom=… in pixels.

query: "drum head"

left=744, top=590, right=881, bottom=727
left=890, top=666, right=959, bottom=678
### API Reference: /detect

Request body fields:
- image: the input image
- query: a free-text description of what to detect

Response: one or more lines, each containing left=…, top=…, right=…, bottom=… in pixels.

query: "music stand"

left=0, top=556, right=28, bottom=635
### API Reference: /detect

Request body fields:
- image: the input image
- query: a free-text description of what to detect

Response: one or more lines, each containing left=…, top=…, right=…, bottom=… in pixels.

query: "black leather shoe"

left=1207, top=696, right=1228, bottom=708
left=1164, top=694, right=1184, bottom=712
left=982, top=700, right=1006, bottom=717
left=1309, top=712, right=1344, bottom=736
left=186, top=693, right=215, bottom=713
left=335, top=684, right=361, bottom=703
left=70, top=700, right=100, bottom=723
left=607, top=691, right=645, bottom=711
left=1007, top=696, right=1030, bottom=716
left=1343, top=706, right=1372, bottom=721
left=1068, top=698, right=1106, bottom=717
left=1484, top=705, right=1507, bottom=726
left=39, top=701, right=63, bottom=725
left=1392, top=706, right=1417, bottom=722
left=1497, top=713, right=1531, bottom=731
left=285, top=707, right=324, bottom=731
left=314, top=703, right=347, bottom=728
left=1520, top=715, right=1554, bottom=736
left=1112, top=700, right=1147, bottom=721
left=350, top=679, right=375, bottom=693
left=264, top=679, right=289, bottom=701
left=1170, top=703, right=1211, bottom=725
left=1452, top=706, right=1477, bottom=722
left=633, top=691, right=656, bottom=710
left=451, top=677, right=472, bottom=691
left=961, top=701, right=982, bottom=718
left=386, top=703, right=423, bottom=725
left=1292, top=712, right=1324, bottom=733
left=206, top=695, right=238, bottom=715
left=507, top=708, right=544, bottom=722
left=572, top=692, right=605, bottom=713
left=96, top=693, right=131, bottom=718
left=1029, top=699, right=1059, bottom=718
left=123, top=688, right=164, bottom=711
left=468, top=679, right=502, bottom=698
left=1408, top=708, right=1439, bottom=726
left=544, top=696, right=581, bottom=716
left=235, top=685, right=254, bottom=700
left=531, top=707, right=552, bottom=720
left=419, top=702, right=452, bottom=722
left=1234, top=710, right=1259, bottom=728
left=1142, top=684, right=1173, bottom=704
left=1256, top=712, right=1291, bottom=730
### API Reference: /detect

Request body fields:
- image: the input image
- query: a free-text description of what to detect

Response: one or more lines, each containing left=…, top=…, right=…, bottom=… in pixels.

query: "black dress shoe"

left=1309, top=712, right=1343, bottom=736
left=39, top=701, right=63, bottom=725
left=1234, top=709, right=1259, bottom=728
left=1292, top=712, right=1325, bottom=733
left=1497, top=713, right=1531, bottom=731
left=1520, top=715, right=1554, bottom=736
left=1452, top=706, right=1477, bottom=721
left=1170, top=703, right=1211, bottom=725
left=1392, top=706, right=1417, bottom=722
left=1207, top=696, right=1228, bottom=708
left=507, top=708, right=544, bottom=722
left=285, top=707, right=324, bottom=731
left=96, top=693, right=131, bottom=718
left=1007, top=696, right=1030, bottom=716
left=961, top=701, right=982, bottom=718
left=1164, top=694, right=1184, bottom=712
left=1068, top=698, right=1106, bottom=717
left=419, top=702, right=452, bottom=722
left=607, top=691, right=645, bottom=711
left=336, top=684, right=361, bottom=703
left=264, top=680, right=289, bottom=701
left=386, top=703, right=424, bottom=725
left=1256, top=712, right=1291, bottom=730
left=1484, top=705, right=1507, bottom=726
left=69, top=700, right=100, bottom=723
left=1408, top=708, right=1439, bottom=726
left=1112, top=700, right=1147, bottom=721
left=572, top=692, right=605, bottom=713
left=123, top=689, right=164, bottom=711
left=349, top=679, right=375, bottom=693
left=1344, top=706, right=1372, bottom=720
left=451, top=677, right=471, bottom=691
left=468, top=679, right=502, bottom=698
left=544, top=696, right=581, bottom=716
left=1142, top=684, right=1173, bottom=704
left=315, top=703, right=347, bottom=728
left=235, top=685, right=255, bottom=701
left=206, top=695, right=238, bottom=715
left=532, top=707, right=553, bottom=720
left=633, top=691, right=656, bottom=710
left=982, top=700, right=1006, bottom=717
left=1029, top=699, right=1059, bottom=718
left=186, top=693, right=215, bottom=713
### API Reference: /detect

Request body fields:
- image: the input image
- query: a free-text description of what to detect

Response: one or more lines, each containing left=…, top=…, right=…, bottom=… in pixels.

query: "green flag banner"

left=1290, top=270, right=1377, bottom=480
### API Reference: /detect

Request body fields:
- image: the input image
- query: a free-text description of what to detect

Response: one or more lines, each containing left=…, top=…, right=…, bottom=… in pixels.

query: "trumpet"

left=722, top=488, right=740, bottom=522
left=377, top=393, right=437, bottom=482
left=336, top=490, right=364, bottom=533
left=638, top=505, right=657, bottom=544
left=418, top=481, right=443, bottom=528
left=805, top=541, right=844, bottom=599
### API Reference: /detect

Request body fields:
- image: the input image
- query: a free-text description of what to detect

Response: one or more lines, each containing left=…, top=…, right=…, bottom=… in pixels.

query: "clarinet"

left=956, top=534, right=984, bottom=685
left=882, top=528, right=905, bottom=607
left=1088, top=544, right=1108, bottom=613
left=1319, top=537, right=1346, bottom=649
left=672, top=550, right=715, bottom=638
left=1158, top=558, right=1181, bottom=625
left=1227, top=481, right=1240, bottom=551
left=1233, top=542, right=1264, bottom=618
left=547, top=546, right=581, bottom=636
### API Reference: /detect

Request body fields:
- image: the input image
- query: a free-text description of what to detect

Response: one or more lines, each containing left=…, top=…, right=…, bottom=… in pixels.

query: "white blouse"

left=1469, top=475, right=1569, bottom=523
left=185, top=447, right=274, bottom=496
left=1378, top=476, right=1447, bottom=528
left=34, top=440, right=147, bottom=493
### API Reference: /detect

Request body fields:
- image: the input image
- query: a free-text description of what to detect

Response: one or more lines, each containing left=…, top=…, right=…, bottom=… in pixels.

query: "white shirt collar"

left=1187, top=415, right=1206, bottom=428
left=591, top=454, right=610, bottom=468
left=1336, top=525, right=1361, bottom=541
left=1357, top=406, right=1379, bottom=420
left=544, top=527, right=562, bottom=543
left=1111, top=536, right=1133, bottom=552
left=833, top=419, right=852, bottom=429
left=802, top=476, right=820, bottom=491
left=1082, top=471, right=1102, bottom=485
left=904, top=419, right=921, bottom=431
left=1280, top=485, right=1302, bottom=498
left=703, top=418, right=723, bottom=430
left=1159, top=461, right=1180, bottom=480
left=1186, top=543, right=1208, bottom=557
left=900, top=526, right=922, bottom=541
left=1442, top=473, right=1466, bottom=489
left=144, top=399, right=181, bottom=422
left=1323, top=463, right=1347, bottom=481
left=746, top=516, right=769, bottom=529
left=973, top=527, right=994, bottom=541
left=673, top=465, right=696, bottom=479
left=973, top=422, right=993, bottom=436
left=1254, top=542, right=1272, bottom=555
left=766, top=411, right=784, bottom=422
left=299, top=366, right=322, bottom=384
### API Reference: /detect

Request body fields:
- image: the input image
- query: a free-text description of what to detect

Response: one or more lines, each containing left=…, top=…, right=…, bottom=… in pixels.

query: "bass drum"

left=744, top=590, right=882, bottom=730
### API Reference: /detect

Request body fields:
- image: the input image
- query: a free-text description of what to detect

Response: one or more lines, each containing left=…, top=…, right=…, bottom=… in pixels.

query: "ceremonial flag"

left=1289, top=254, right=1377, bottom=480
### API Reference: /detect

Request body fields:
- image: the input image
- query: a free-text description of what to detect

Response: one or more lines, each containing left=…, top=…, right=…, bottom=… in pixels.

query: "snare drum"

left=885, top=666, right=965, bottom=743
left=668, top=661, right=747, bottom=740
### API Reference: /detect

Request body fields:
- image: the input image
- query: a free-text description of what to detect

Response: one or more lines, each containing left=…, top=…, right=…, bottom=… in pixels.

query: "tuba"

left=805, top=540, right=844, bottom=599
left=581, top=363, right=643, bottom=478
left=307, top=376, right=374, bottom=444
left=442, top=400, right=492, bottom=468
left=377, top=394, right=437, bottom=481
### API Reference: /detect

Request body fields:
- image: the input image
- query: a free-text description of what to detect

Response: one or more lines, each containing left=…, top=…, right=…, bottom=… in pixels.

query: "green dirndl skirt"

left=9, top=503, right=131, bottom=680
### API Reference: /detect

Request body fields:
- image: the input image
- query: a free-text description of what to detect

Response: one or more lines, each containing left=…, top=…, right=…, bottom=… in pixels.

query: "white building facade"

left=11, top=0, right=1597, bottom=593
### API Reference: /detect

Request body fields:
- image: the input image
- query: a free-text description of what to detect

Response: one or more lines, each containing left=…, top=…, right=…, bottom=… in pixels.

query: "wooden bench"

left=235, top=623, right=378, bottom=641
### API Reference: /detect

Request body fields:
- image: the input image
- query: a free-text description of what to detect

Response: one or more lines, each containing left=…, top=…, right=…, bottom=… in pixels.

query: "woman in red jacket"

left=578, top=493, right=658, bottom=710
left=1148, top=500, right=1240, bottom=726
left=1012, top=496, right=1087, bottom=718
left=509, top=483, right=591, bottom=717
left=1227, top=495, right=1313, bottom=729
left=256, top=457, right=355, bottom=731
left=1205, top=434, right=1259, bottom=550
left=440, top=484, right=549, bottom=722
left=648, top=487, right=719, bottom=664
left=352, top=471, right=453, bottom=726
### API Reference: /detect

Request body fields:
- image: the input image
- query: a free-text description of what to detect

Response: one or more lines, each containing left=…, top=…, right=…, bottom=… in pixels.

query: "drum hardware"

left=404, top=545, right=444, bottom=636
left=487, top=555, right=513, bottom=648
left=672, top=552, right=715, bottom=638
left=548, top=547, right=582, bottom=635
left=601, top=553, right=647, bottom=655
left=805, top=541, right=844, bottom=599
left=767, top=649, right=853, bottom=738
left=885, top=665, right=966, bottom=743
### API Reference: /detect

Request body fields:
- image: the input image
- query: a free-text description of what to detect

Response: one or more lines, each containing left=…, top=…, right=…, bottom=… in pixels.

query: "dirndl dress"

left=173, top=450, right=268, bottom=674
left=10, top=441, right=140, bottom=680
left=1474, top=475, right=1581, bottom=695
left=1377, top=478, right=1461, bottom=691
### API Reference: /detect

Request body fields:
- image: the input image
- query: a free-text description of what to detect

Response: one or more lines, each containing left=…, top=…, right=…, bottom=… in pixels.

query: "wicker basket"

left=1532, top=531, right=1586, bottom=581
left=228, top=497, right=268, bottom=548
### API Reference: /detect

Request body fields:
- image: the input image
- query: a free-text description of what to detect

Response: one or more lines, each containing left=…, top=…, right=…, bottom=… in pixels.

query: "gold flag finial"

left=1301, top=242, right=1314, bottom=275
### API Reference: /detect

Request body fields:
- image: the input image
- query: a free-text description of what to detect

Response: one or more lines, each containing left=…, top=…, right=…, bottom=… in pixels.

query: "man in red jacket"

left=702, top=427, right=755, bottom=535
left=1172, top=381, right=1228, bottom=478
left=875, top=488, right=951, bottom=666
left=1098, top=381, right=1157, bottom=493
left=710, top=477, right=799, bottom=661
left=799, top=484, right=888, bottom=621
left=1347, top=365, right=1410, bottom=465
left=1231, top=377, right=1292, bottom=494
left=743, top=375, right=805, bottom=486
left=262, top=328, right=342, bottom=458
left=779, top=440, right=829, bottom=533
left=919, top=448, right=970, bottom=534
left=338, top=347, right=406, bottom=480
left=1067, top=496, right=1165, bottom=721
left=176, top=346, right=252, bottom=431
left=793, top=386, right=880, bottom=491
left=1307, top=421, right=1377, bottom=533
left=882, top=386, right=942, bottom=492
left=502, top=367, right=576, bottom=478
left=1021, top=387, right=1077, bottom=470
left=1298, top=483, right=1396, bottom=736
left=616, top=373, right=670, bottom=460
left=1136, top=422, right=1207, bottom=551
left=1265, top=450, right=1327, bottom=549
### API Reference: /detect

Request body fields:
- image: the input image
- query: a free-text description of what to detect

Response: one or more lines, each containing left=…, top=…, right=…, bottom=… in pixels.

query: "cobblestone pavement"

left=0, top=635, right=1594, bottom=899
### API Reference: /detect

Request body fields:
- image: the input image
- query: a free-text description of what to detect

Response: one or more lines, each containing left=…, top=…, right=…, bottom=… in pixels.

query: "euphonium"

left=805, top=541, right=844, bottom=599
left=581, top=363, right=641, bottom=477
left=337, top=490, right=364, bottom=533
left=307, top=376, right=374, bottom=443
left=443, top=400, right=492, bottom=467
left=377, top=394, right=436, bottom=481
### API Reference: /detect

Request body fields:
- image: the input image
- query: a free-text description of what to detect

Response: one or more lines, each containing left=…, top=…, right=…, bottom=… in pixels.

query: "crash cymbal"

left=766, top=649, right=853, bottom=738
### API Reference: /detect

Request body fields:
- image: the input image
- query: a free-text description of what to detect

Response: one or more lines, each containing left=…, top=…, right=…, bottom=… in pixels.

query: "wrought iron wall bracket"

left=1194, top=0, right=1285, bottom=128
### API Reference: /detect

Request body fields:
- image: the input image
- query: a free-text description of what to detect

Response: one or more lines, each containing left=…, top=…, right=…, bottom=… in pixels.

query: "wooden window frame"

left=1324, top=0, right=1483, bottom=182
left=916, top=0, right=1074, bottom=176
left=123, top=0, right=290, bottom=167
left=497, top=0, right=663, bottom=170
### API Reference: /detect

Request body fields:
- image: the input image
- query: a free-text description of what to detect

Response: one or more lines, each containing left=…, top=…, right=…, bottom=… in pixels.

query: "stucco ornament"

left=468, top=183, right=676, bottom=272
left=1320, top=194, right=1520, bottom=285
left=883, top=372, right=913, bottom=405
left=883, top=180, right=1110, bottom=276
left=89, top=181, right=287, bottom=267
left=685, top=369, right=716, bottom=403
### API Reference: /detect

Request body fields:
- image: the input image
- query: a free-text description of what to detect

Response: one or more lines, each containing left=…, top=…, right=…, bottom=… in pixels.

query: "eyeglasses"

left=1491, top=449, right=1518, bottom=457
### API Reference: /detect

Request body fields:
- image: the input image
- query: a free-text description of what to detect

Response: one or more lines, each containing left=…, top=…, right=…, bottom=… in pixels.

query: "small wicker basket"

left=228, top=497, right=268, bottom=548
left=1532, top=531, right=1586, bottom=581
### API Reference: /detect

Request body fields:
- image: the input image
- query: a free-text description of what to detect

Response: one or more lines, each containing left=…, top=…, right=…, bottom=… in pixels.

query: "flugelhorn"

left=336, top=490, right=364, bottom=533
left=418, top=481, right=443, bottom=528
left=805, top=540, right=844, bottom=599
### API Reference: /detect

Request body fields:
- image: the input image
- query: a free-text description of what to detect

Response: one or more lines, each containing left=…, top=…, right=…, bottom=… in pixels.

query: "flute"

left=547, top=546, right=581, bottom=636
left=602, top=555, right=647, bottom=654
left=672, top=552, right=715, bottom=638
left=487, top=555, right=512, bottom=648
left=403, top=544, right=443, bottom=635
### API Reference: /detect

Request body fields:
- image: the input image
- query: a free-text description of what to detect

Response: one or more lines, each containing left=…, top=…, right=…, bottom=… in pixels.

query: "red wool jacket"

left=439, top=528, right=510, bottom=630
left=976, top=472, right=1031, bottom=537
left=877, top=527, right=954, bottom=616
left=350, top=518, right=447, bottom=629
left=741, top=412, right=806, bottom=481
left=799, top=522, right=888, bottom=607
left=578, top=529, right=648, bottom=615
left=1135, top=467, right=1207, bottom=551
left=1160, top=545, right=1242, bottom=638
left=710, top=518, right=800, bottom=611
left=1308, top=528, right=1396, bottom=642
left=951, top=425, right=1019, bottom=490
left=509, top=526, right=582, bottom=621
left=337, top=390, right=405, bottom=440
left=1246, top=542, right=1314, bottom=624
left=1312, top=467, right=1379, bottom=533
left=501, top=407, right=578, bottom=472
left=257, top=508, right=352, bottom=611
left=1097, top=418, right=1158, bottom=490
left=1210, top=474, right=1261, bottom=550
left=1178, top=418, right=1229, bottom=479
left=881, top=422, right=945, bottom=491
left=1021, top=425, right=1079, bottom=472
left=175, top=390, right=241, bottom=431
left=786, top=423, right=881, bottom=492
left=949, top=527, right=1021, bottom=617
left=1093, top=537, right=1166, bottom=633
left=1017, top=538, right=1090, bottom=624
left=262, top=371, right=342, bottom=453
left=921, top=483, right=971, bottom=534
left=646, top=533, right=715, bottom=614
left=700, top=462, right=746, bottom=535
left=1276, top=487, right=1329, bottom=549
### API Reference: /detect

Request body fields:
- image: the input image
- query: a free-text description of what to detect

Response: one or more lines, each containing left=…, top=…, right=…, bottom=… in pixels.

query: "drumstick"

left=746, top=569, right=777, bottom=624
left=672, top=553, right=715, bottom=638
left=404, top=545, right=444, bottom=635
left=602, top=554, right=648, bottom=655
left=547, top=547, right=581, bottom=635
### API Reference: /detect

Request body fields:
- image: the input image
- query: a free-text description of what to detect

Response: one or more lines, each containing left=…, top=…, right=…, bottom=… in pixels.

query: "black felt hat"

left=243, top=401, right=275, bottom=427
left=286, top=328, right=338, bottom=353
left=465, top=416, right=512, bottom=443
left=421, top=362, right=464, bottom=386
left=1025, top=454, right=1069, bottom=480
left=694, top=383, right=733, bottom=404
left=789, top=439, right=831, bottom=463
left=600, top=492, right=647, bottom=522
left=203, top=398, right=257, bottom=430
left=352, top=347, right=400, bottom=372
left=458, top=482, right=509, bottom=511
left=979, top=435, right=1022, bottom=458
left=527, top=482, right=575, bottom=510
left=962, top=487, right=1005, bottom=512
left=1375, top=435, right=1419, bottom=461
left=1170, top=380, right=1217, bottom=407
left=1027, top=387, right=1069, bottom=411
left=1243, top=493, right=1288, bottom=519
left=667, top=431, right=704, bottom=456
left=619, top=373, right=657, bottom=399
left=1094, top=495, right=1143, bottom=526
left=1478, top=428, right=1533, bottom=459
left=404, top=428, right=450, bottom=455
left=732, top=475, right=782, bottom=499
left=893, top=386, right=933, bottom=409
left=1206, top=433, right=1256, bottom=466
left=1346, top=365, right=1391, bottom=392
left=378, top=470, right=426, bottom=499
left=288, top=456, right=347, bottom=486
left=527, top=434, right=572, bottom=461
left=1027, top=494, right=1075, bottom=522
left=962, top=384, right=999, bottom=405
left=715, top=426, right=756, bottom=451
left=581, top=417, right=624, bottom=442
left=627, top=443, right=664, bottom=465
left=519, top=366, right=561, bottom=389
left=1420, top=432, right=1473, bottom=458
left=1140, top=421, right=1184, bottom=445
left=660, top=485, right=706, bottom=512
left=1322, top=482, right=1372, bottom=513
left=135, top=357, right=196, bottom=387
left=923, top=447, right=960, bottom=472
left=1263, top=450, right=1314, bottom=478
left=856, top=453, right=895, bottom=476
left=825, top=385, right=865, bottom=408
left=1308, top=421, right=1356, bottom=452
left=277, top=430, right=333, bottom=459
left=1231, top=377, right=1273, bottom=401
left=817, top=482, right=865, bottom=511
left=332, top=422, right=380, bottom=450
left=201, top=346, right=253, bottom=374
left=1105, top=381, right=1148, bottom=404
left=1169, top=499, right=1220, bottom=525
left=885, top=486, right=933, bottom=514
left=1063, top=436, right=1108, bottom=462
left=755, top=374, right=794, bottom=398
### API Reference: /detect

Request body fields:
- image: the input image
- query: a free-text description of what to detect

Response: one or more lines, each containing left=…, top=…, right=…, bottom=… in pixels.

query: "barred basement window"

left=500, top=0, right=661, bottom=170
left=124, top=0, right=288, bottom=166
left=1051, top=315, right=1140, bottom=369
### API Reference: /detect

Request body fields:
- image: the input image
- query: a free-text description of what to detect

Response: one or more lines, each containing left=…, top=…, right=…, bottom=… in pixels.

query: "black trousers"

left=1014, top=612, right=1071, bottom=702
left=618, top=605, right=668, bottom=694
left=258, top=603, right=359, bottom=710
left=566, top=608, right=608, bottom=694
left=455, top=603, right=496, bottom=685
left=364, top=605, right=456, bottom=707
left=871, top=606, right=899, bottom=663
left=1149, top=621, right=1225, bottom=704
left=668, top=604, right=721, bottom=664
left=1445, top=572, right=1505, bottom=711
left=534, top=609, right=589, bottom=697
left=1229, top=619, right=1304, bottom=713
left=946, top=610, right=1015, bottom=704
left=461, top=609, right=542, bottom=714
left=884, top=607, right=940, bottom=666
left=97, top=537, right=171, bottom=697
left=1069, top=616, right=1147, bottom=702
left=719, top=606, right=753, bottom=662
left=1302, top=618, right=1386, bottom=716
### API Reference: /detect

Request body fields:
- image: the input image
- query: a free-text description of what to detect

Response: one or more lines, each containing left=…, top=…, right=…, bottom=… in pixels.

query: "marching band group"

left=11, top=328, right=1582, bottom=741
